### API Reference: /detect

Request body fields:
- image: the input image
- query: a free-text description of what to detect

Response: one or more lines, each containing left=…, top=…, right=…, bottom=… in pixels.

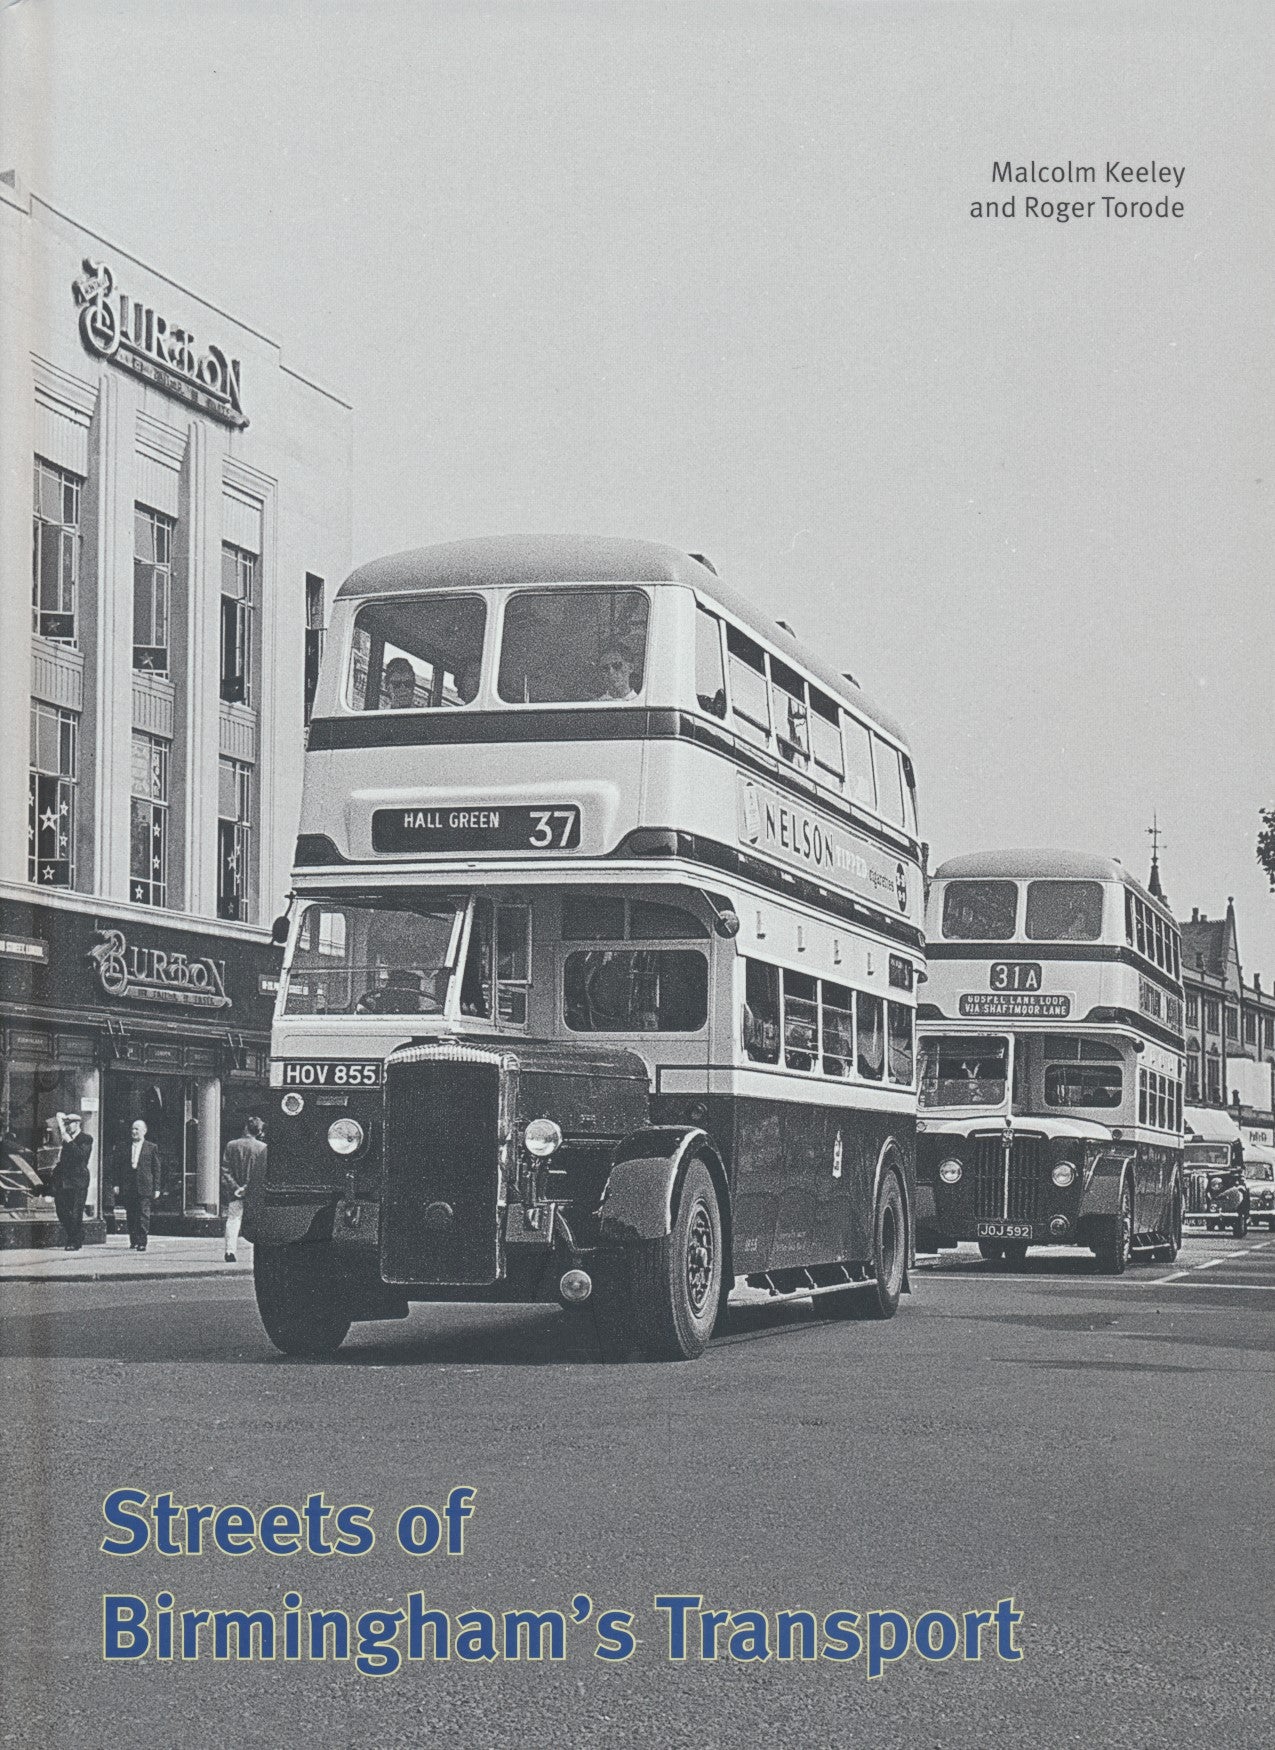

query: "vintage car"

left=1242, top=1144, right=1275, bottom=1232
left=1182, top=1107, right=1246, bottom=1236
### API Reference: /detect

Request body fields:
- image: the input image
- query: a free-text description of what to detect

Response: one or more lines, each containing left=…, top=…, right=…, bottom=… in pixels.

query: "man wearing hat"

left=52, top=1112, right=94, bottom=1250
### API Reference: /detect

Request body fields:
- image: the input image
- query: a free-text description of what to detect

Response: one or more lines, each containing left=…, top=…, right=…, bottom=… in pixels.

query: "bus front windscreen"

left=920, top=1035, right=1010, bottom=1108
left=283, top=896, right=467, bottom=1016
left=497, top=588, right=650, bottom=704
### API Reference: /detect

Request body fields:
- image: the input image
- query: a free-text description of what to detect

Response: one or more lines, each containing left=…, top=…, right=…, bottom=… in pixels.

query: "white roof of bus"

left=1184, top=1105, right=1242, bottom=1144
left=333, top=534, right=910, bottom=747
left=934, top=849, right=1174, bottom=918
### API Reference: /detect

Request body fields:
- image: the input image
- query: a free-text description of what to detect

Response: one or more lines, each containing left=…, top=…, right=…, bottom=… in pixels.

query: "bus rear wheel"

left=622, top=1159, right=723, bottom=1362
left=254, top=1244, right=352, bottom=1357
left=1094, top=1182, right=1133, bottom=1276
left=831, top=1162, right=906, bottom=1319
left=1150, top=1191, right=1183, bottom=1263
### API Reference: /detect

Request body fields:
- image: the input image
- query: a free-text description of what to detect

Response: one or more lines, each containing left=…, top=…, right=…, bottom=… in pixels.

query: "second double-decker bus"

left=245, top=536, right=926, bottom=1359
left=915, top=851, right=1185, bottom=1272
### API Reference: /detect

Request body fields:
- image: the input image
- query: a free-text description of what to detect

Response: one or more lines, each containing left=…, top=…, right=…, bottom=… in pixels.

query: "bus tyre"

left=834, top=1163, right=906, bottom=1320
left=1150, top=1191, right=1183, bottom=1263
left=1094, top=1181, right=1133, bottom=1276
left=977, top=1239, right=1005, bottom=1263
left=254, top=1244, right=352, bottom=1357
left=627, top=1159, right=723, bottom=1362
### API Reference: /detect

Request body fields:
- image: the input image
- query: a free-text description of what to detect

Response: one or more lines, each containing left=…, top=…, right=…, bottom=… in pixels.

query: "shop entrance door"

left=101, top=1070, right=190, bottom=1218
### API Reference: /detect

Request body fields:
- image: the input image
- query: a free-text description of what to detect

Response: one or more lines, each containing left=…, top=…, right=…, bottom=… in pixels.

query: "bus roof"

left=334, top=534, right=910, bottom=747
left=933, top=849, right=1176, bottom=918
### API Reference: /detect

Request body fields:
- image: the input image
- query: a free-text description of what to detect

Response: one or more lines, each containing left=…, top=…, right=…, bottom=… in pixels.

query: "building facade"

left=1180, top=898, right=1275, bottom=1145
left=0, top=175, right=352, bottom=1242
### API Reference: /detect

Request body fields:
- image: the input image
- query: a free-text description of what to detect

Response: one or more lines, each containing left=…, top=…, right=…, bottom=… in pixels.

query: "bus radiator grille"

left=969, top=1134, right=1049, bottom=1221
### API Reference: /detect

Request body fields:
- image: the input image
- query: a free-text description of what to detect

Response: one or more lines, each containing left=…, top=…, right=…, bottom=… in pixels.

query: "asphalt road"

left=1, top=1231, right=1271, bottom=1750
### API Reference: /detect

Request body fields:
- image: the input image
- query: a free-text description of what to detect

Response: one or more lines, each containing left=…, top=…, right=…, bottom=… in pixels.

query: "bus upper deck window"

left=941, top=880, right=1017, bottom=940
left=809, top=689, right=844, bottom=783
left=842, top=715, right=875, bottom=809
left=1025, top=880, right=1104, bottom=942
left=872, top=735, right=907, bottom=828
left=770, top=657, right=809, bottom=764
left=497, top=588, right=649, bottom=704
left=725, top=625, right=770, bottom=745
left=695, top=607, right=727, bottom=718
left=348, top=596, right=486, bottom=711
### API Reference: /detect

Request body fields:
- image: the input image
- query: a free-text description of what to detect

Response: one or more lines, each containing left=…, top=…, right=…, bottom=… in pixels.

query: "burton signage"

left=72, top=260, right=247, bottom=428
left=87, top=927, right=231, bottom=1011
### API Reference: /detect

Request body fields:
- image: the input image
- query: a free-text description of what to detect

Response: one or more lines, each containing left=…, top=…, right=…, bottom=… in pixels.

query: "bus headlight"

left=524, top=1118, right=563, bottom=1158
left=938, top=1158, right=963, bottom=1184
left=1051, top=1161, right=1077, bottom=1188
left=281, top=1092, right=304, bottom=1118
left=327, top=1118, right=364, bottom=1155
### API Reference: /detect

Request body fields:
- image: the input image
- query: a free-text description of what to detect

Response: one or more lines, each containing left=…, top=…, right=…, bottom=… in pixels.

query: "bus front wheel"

left=1094, top=1182, right=1133, bottom=1275
left=254, top=1244, right=352, bottom=1357
left=621, top=1158, right=723, bottom=1362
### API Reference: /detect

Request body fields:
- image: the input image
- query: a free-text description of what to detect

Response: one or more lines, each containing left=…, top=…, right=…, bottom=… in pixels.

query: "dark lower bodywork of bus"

left=244, top=1036, right=915, bottom=1359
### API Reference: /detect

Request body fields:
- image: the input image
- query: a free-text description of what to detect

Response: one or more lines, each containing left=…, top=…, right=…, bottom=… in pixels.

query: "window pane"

left=842, top=716, right=875, bottom=807
left=919, top=1034, right=1009, bottom=1107
left=783, top=969, right=818, bottom=1070
left=744, top=959, right=780, bottom=1063
left=563, top=949, right=707, bottom=1031
left=497, top=588, right=648, bottom=704
left=872, top=737, right=906, bottom=826
left=695, top=607, right=726, bottom=718
left=888, top=1002, right=914, bottom=1085
left=821, top=981, right=854, bottom=1077
left=1025, top=881, right=1104, bottom=942
left=857, top=991, right=884, bottom=1080
left=350, top=595, right=488, bottom=710
left=1046, top=1064, right=1123, bottom=1108
left=942, top=880, right=1018, bottom=940
left=810, top=691, right=843, bottom=778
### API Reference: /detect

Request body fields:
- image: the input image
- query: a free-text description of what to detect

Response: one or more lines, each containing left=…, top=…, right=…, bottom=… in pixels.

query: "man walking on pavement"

left=221, top=1115, right=266, bottom=1263
left=112, top=1119, right=160, bottom=1251
left=52, top=1112, right=94, bottom=1249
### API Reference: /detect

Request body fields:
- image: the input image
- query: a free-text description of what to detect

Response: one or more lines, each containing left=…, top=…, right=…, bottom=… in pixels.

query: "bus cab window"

left=1025, top=880, right=1104, bottom=942
left=497, top=588, right=649, bottom=704
left=783, top=970, right=818, bottom=1071
left=1047, top=1062, right=1122, bottom=1108
left=348, top=596, right=486, bottom=711
left=919, top=1035, right=1009, bottom=1107
left=743, top=959, right=780, bottom=1063
left=856, top=991, right=885, bottom=1081
left=695, top=607, right=727, bottom=718
left=460, top=902, right=493, bottom=1018
left=496, top=904, right=531, bottom=1025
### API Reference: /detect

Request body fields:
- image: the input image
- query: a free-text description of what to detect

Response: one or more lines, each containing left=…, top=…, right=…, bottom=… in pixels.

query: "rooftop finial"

left=1147, top=814, right=1167, bottom=902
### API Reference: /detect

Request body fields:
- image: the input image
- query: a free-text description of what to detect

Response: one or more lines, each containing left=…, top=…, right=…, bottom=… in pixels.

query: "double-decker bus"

left=915, top=851, right=1185, bottom=1272
left=245, top=536, right=926, bottom=1359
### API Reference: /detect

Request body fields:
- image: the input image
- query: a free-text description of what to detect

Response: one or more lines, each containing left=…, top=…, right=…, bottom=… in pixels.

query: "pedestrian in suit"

left=220, top=1115, right=266, bottom=1263
left=112, top=1119, right=160, bottom=1251
left=52, top=1112, right=94, bottom=1250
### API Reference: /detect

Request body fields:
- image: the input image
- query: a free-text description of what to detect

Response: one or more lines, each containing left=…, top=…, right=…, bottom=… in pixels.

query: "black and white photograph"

left=1, top=2, right=1271, bottom=1746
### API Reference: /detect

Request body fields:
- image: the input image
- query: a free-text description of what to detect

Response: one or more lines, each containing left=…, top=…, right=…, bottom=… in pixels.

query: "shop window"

left=695, top=606, right=726, bottom=718
left=28, top=701, right=78, bottom=887
left=304, top=573, right=325, bottom=727
left=32, top=458, right=82, bottom=643
left=220, top=543, right=256, bottom=705
left=217, top=757, right=253, bottom=921
left=133, top=506, right=174, bottom=672
left=129, top=734, right=170, bottom=907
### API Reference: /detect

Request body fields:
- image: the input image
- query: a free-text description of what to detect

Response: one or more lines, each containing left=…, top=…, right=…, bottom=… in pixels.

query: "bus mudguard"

left=1082, top=1149, right=1136, bottom=1216
left=597, top=1127, right=728, bottom=1244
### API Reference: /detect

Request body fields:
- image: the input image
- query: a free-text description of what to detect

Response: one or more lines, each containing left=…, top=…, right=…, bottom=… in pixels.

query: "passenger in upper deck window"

left=383, top=657, right=417, bottom=709
left=595, top=647, right=640, bottom=702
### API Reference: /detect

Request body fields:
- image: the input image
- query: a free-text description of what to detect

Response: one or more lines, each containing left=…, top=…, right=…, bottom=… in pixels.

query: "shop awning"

left=1183, top=1106, right=1242, bottom=1145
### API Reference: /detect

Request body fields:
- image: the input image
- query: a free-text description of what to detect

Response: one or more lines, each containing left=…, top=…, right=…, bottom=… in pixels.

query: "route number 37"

left=528, top=808, right=580, bottom=849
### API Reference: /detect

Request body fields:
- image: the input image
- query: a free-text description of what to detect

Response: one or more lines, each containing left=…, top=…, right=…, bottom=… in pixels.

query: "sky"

left=4, top=0, right=1273, bottom=970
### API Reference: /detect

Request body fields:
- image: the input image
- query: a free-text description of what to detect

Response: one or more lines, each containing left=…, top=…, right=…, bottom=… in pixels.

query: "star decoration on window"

left=40, top=807, right=59, bottom=834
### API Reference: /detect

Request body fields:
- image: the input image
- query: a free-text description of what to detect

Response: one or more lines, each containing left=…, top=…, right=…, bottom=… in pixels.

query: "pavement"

left=0, top=1232, right=253, bottom=1283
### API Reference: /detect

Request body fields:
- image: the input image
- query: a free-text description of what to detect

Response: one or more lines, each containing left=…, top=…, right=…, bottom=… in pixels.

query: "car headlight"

left=281, top=1092, right=304, bottom=1117
left=1051, top=1160, right=1077, bottom=1188
left=1208, top=1176, right=1223, bottom=1194
left=938, top=1158, right=963, bottom=1184
left=327, top=1118, right=364, bottom=1155
left=523, top=1117, right=563, bottom=1158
